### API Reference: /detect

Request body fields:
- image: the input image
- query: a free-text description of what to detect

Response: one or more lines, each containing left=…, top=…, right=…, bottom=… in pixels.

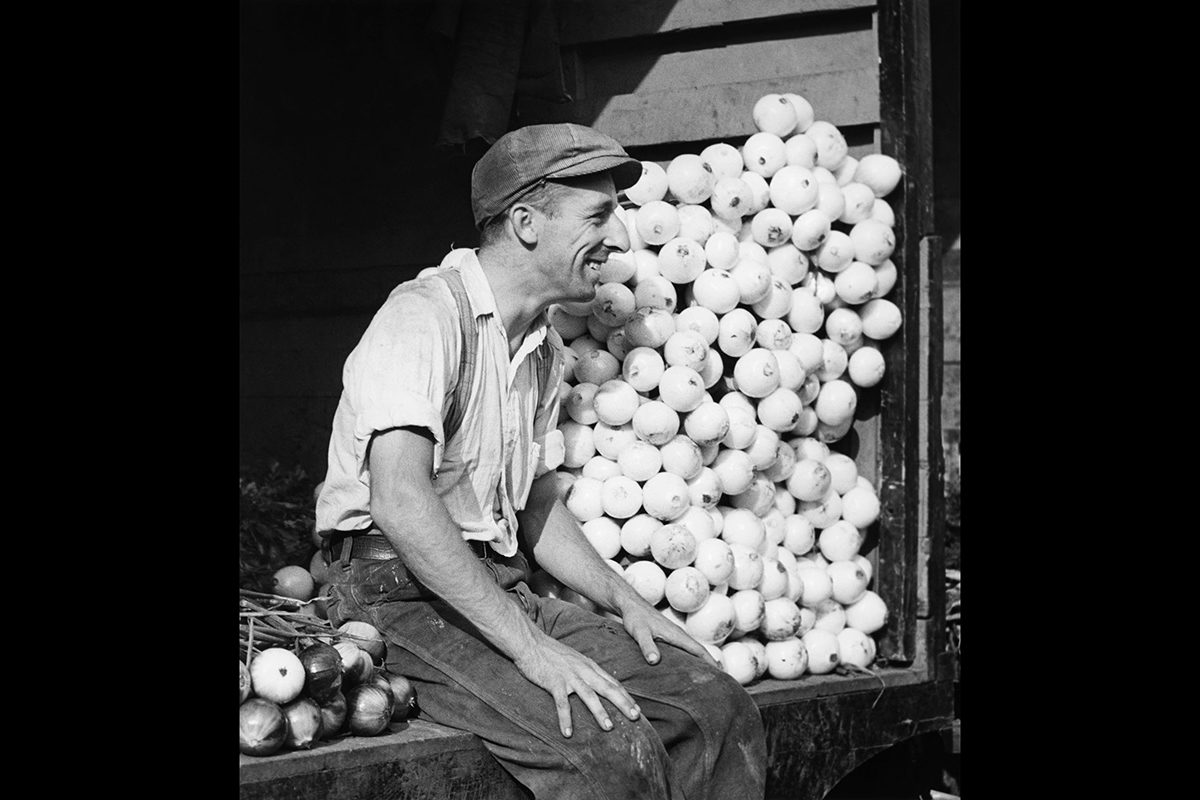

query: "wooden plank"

left=626, top=122, right=879, bottom=168
left=579, top=24, right=878, bottom=100
left=760, top=675, right=954, bottom=800
left=942, top=281, right=960, bottom=363
left=748, top=664, right=929, bottom=707
left=239, top=718, right=484, bottom=782
left=557, top=0, right=878, bottom=45
left=923, top=237, right=948, bottom=666
left=915, top=236, right=944, bottom=627
left=239, top=671, right=954, bottom=800
left=940, top=363, right=960, bottom=432
left=873, top=0, right=935, bottom=666
left=240, top=731, right=527, bottom=800
left=584, top=68, right=880, bottom=146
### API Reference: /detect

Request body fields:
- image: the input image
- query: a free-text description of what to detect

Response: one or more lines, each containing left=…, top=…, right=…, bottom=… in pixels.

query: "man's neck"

left=476, top=244, right=548, bottom=358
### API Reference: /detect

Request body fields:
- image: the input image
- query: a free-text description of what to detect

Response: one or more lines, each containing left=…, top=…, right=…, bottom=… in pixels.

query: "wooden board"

left=873, top=0, right=937, bottom=666
left=557, top=0, right=878, bottom=45
left=563, top=12, right=880, bottom=146
left=942, top=281, right=960, bottom=363
left=583, top=68, right=880, bottom=147
left=239, top=668, right=954, bottom=800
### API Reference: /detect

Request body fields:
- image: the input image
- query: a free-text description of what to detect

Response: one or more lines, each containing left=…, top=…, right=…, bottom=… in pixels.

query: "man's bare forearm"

left=518, top=472, right=648, bottom=617
left=368, top=430, right=541, bottom=661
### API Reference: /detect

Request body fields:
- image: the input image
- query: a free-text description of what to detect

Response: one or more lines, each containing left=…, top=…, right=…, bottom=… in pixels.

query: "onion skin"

left=318, top=691, right=347, bottom=740
left=345, top=685, right=394, bottom=737
left=239, top=698, right=288, bottom=757
left=298, top=643, right=343, bottom=704
left=282, top=697, right=324, bottom=750
left=367, top=671, right=419, bottom=722
left=384, top=673, right=419, bottom=722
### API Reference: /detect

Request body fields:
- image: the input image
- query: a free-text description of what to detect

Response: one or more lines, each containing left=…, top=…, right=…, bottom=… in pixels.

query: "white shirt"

left=315, top=248, right=566, bottom=557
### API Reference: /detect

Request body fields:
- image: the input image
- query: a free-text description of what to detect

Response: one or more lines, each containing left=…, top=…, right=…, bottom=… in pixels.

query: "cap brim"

left=552, top=155, right=643, bottom=192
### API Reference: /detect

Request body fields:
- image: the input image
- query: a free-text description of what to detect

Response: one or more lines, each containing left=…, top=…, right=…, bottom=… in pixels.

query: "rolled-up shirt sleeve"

left=532, top=330, right=567, bottom=477
left=345, top=282, right=459, bottom=478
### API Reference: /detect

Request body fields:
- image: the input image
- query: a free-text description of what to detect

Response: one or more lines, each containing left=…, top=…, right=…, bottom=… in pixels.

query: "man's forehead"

left=561, top=173, right=618, bottom=207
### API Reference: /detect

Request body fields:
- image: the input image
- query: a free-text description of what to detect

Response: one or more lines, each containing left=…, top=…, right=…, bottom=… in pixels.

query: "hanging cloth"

left=431, top=0, right=571, bottom=150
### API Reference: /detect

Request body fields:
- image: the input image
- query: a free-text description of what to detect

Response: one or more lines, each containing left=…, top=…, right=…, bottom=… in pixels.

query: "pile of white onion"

left=549, top=92, right=900, bottom=685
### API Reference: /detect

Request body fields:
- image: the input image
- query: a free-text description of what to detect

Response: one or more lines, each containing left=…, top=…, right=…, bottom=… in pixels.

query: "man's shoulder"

left=376, top=272, right=460, bottom=325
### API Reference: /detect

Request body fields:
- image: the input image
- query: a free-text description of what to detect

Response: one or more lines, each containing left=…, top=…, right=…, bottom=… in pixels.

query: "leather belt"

left=325, top=530, right=490, bottom=562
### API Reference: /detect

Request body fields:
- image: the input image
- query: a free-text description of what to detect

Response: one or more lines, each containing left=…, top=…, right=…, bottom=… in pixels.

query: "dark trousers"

left=327, top=554, right=767, bottom=800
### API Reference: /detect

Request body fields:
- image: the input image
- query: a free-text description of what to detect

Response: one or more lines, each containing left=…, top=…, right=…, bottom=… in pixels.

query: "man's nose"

left=604, top=211, right=631, bottom=253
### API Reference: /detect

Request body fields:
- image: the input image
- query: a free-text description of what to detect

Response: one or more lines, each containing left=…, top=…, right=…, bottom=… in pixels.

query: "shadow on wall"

left=239, top=0, right=682, bottom=476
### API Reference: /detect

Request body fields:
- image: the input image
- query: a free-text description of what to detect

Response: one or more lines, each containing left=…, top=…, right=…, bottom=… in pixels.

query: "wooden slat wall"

left=556, top=0, right=877, bottom=44
left=551, top=1, right=880, bottom=148
left=874, top=0, right=938, bottom=667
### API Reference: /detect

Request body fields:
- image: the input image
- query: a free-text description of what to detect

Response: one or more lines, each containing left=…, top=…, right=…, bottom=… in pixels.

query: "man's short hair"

left=477, top=177, right=597, bottom=246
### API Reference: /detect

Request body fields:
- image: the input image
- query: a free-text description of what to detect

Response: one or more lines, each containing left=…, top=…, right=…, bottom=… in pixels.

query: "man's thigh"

left=361, top=587, right=679, bottom=800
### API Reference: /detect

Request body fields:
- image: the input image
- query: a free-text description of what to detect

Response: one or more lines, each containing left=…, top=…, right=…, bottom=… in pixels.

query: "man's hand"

left=513, top=633, right=642, bottom=738
left=616, top=599, right=721, bottom=669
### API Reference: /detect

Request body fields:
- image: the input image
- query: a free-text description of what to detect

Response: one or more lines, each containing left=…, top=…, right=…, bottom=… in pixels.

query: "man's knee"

left=689, top=664, right=767, bottom=754
left=579, top=718, right=673, bottom=799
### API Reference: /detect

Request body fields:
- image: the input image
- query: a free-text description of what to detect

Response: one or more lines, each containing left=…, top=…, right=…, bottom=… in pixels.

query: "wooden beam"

left=874, top=0, right=935, bottom=665
left=581, top=67, right=880, bottom=146
left=557, top=0, right=878, bottom=45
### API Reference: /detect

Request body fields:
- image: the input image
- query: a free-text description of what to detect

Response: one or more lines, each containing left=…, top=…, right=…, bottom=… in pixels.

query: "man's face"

left=535, top=173, right=631, bottom=303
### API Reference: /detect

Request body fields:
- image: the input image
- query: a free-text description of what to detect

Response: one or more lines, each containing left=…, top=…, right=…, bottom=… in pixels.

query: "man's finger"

left=589, top=670, right=641, bottom=721
left=554, top=690, right=574, bottom=738
left=634, top=627, right=661, bottom=665
left=575, top=683, right=614, bottom=732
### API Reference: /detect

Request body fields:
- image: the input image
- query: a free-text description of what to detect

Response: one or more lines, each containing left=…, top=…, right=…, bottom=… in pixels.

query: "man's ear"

left=509, top=203, right=539, bottom=245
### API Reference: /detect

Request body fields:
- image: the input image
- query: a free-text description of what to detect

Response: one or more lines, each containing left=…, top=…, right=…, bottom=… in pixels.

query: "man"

left=316, top=123, right=767, bottom=800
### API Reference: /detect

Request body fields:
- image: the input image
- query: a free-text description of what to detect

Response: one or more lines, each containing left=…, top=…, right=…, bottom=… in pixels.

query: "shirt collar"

left=437, top=247, right=551, bottom=346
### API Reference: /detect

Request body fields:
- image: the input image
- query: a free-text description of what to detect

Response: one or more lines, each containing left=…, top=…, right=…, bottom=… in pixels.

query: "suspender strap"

left=436, top=268, right=477, bottom=445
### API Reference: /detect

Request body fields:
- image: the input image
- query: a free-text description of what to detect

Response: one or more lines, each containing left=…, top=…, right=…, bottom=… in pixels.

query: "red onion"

left=345, top=684, right=393, bottom=736
left=383, top=672, right=418, bottom=722
left=298, top=643, right=343, bottom=703
left=239, top=698, right=288, bottom=756
left=366, top=672, right=393, bottom=696
left=281, top=697, right=324, bottom=750
left=333, top=642, right=364, bottom=687
left=318, top=691, right=347, bottom=740
left=350, top=650, right=375, bottom=686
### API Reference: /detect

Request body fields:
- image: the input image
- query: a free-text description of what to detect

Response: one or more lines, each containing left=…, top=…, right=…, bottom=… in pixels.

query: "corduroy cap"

left=470, top=123, right=642, bottom=228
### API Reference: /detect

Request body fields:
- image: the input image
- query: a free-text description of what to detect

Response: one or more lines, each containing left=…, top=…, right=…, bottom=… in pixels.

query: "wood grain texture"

left=584, top=68, right=880, bottom=146
left=873, top=0, right=936, bottom=666
left=240, top=671, right=955, bottom=800
left=557, top=0, right=878, bottom=44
